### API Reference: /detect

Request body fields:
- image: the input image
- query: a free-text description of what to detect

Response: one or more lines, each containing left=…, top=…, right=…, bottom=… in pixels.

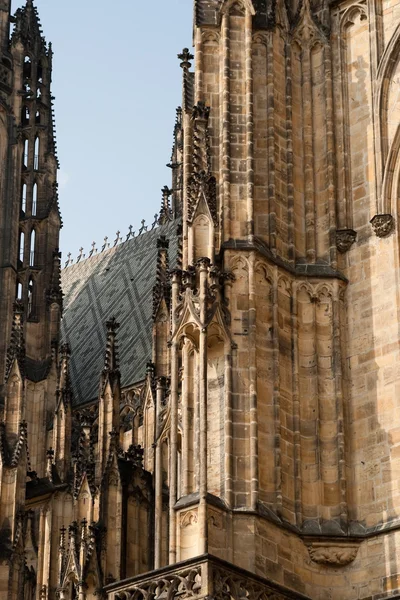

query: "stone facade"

left=2, top=0, right=400, bottom=599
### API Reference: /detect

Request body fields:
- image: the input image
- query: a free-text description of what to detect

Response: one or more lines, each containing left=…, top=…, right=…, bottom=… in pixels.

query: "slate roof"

left=61, top=220, right=180, bottom=406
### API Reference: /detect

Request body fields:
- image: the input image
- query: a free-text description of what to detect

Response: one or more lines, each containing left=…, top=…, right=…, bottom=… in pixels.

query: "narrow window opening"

left=32, top=183, right=37, bottom=216
left=23, top=139, right=28, bottom=168
left=23, top=56, right=32, bottom=79
left=27, top=277, right=34, bottom=317
left=36, top=86, right=41, bottom=99
left=23, top=80, right=31, bottom=95
left=35, top=110, right=40, bottom=124
left=29, top=230, right=36, bottom=267
left=19, top=231, right=25, bottom=264
left=17, top=282, right=23, bottom=300
left=34, top=137, right=39, bottom=170
left=21, top=184, right=27, bottom=214
left=21, top=105, right=30, bottom=126
left=37, top=61, right=43, bottom=83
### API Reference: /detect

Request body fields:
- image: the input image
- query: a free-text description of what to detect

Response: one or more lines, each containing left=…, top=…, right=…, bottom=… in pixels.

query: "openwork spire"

left=5, top=301, right=25, bottom=380
left=12, top=0, right=46, bottom=50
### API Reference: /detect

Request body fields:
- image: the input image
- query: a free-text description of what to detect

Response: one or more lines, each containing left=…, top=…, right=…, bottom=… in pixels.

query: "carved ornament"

left=370, top=214, right=394, bottom=237
left=306, top=541, right=359, bottom=566
left=336, top=229, right=357, bottom=253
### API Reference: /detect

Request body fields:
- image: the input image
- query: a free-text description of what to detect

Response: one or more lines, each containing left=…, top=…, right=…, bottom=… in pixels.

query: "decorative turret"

left=159, top=186, right=172, bottom=225
left=53, top=343, right=72, bottom=480
left=97, top=318, right=121, bottom=481
left=5, top=301, right=25, bottom=383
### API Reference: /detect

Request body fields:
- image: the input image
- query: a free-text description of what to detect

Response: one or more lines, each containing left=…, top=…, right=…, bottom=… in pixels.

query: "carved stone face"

left=336, top=229, right=357, bottom=253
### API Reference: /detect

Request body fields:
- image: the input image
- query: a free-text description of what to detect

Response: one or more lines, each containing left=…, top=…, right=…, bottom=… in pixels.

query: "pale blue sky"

left=12, top=0, right=194, bottom=259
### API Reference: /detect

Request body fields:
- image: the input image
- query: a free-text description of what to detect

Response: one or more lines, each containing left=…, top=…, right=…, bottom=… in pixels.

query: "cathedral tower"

left=0, top=1, right=61, bottom=597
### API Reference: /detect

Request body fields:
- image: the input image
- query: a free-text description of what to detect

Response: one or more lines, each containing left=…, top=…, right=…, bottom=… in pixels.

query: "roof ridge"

left=63, top=216, right=164, bottom=270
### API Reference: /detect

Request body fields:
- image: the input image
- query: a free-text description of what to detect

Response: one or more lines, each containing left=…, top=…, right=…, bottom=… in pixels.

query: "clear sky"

left=11, top=0, right=194, bottom=260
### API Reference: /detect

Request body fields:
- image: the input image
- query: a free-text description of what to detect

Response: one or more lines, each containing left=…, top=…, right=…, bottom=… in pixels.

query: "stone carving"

left=212, top=566, right=293, bottom=600
left=181, top=510, right=198, bottom=528
left=115, top=566, right=202, bottom=600
left=336, top=229, right=357, bottom=253
left=370, top=214, right=395, bottom=237
left=306, top=541, right=359, bottom=566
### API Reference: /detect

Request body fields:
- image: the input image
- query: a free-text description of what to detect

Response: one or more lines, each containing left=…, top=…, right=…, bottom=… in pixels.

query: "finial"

left=178, top=48, right=194, bottom=69
left=151, top=214, right=159, bottom=230
left=88, top=241, right=97, bottom=257
left=113, top=231, right=121, bottom=246
left=76, top=247, right=84, bottom=263
left=126, top=225, right=134, bottom=241
left=101, top=236, right=109, bottom=252
left=139, top=219, right=147, bottom=235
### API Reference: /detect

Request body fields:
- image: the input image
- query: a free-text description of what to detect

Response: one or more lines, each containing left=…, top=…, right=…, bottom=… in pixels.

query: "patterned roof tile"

left=61, top=221, right=179, bottom=406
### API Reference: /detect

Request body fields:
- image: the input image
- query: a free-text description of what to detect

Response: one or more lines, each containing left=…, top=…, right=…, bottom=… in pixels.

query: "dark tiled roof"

left=61, top=221, right=179, bottom=406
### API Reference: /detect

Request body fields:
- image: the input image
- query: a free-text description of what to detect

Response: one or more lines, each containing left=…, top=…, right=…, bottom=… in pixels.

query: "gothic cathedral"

left=1, top=0, right=400, bottom=598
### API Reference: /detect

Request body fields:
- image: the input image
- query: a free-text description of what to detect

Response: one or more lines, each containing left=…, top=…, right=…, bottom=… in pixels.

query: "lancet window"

left=29, top=230, right=36, bottom=267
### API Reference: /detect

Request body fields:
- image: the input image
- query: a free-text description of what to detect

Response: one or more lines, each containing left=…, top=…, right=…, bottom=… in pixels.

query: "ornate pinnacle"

left=178, top=48, right=194, bottom=70
left=159, top=187, right=172, bottom=225
left=5, top=301, right=25, bottom=380
left=103, top=318, right=120, bottom=376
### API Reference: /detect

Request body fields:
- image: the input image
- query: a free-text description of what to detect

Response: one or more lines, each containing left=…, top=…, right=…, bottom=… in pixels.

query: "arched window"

left=21, top=105, right=30, bottom=126
left=29, top=230, right=36, bottom=267
left=23, top=139, right=28, bottom=168
left=19, top=231, right=25, bottom=263
left=21, top=184, right=27, bottom=214
left=36, top=86, right=41, bottom=99
left=32, top=183, right=37, bottom=216
left=23, top=81, right=31, bottom=95
left=35, top=110, right=40, bottom=124
left=34, top=137, right=39, bottom=170
left=17, top=282, right=23, bottom=300
left=23, top=56, right=32, bottom=79
left=27, top=277, right=34, bottom=317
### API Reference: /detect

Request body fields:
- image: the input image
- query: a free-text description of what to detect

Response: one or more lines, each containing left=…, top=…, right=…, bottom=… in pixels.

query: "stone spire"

left=12, top=0, right=46, bottom=51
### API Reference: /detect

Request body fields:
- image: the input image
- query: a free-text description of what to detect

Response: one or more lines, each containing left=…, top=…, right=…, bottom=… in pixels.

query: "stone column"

left=155, top=377, right=165, bottom=569
left=169, top=340, right=179, bottom=564
left=198, top=258, right=209, bottom=555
